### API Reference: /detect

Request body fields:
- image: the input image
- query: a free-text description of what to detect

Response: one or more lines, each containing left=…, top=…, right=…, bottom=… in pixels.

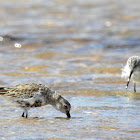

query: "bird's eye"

left=64, top=105, right=68, bottom=109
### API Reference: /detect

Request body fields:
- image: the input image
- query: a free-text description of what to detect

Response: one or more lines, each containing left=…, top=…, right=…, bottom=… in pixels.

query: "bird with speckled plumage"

left=0, top=83, right=71, bottom=118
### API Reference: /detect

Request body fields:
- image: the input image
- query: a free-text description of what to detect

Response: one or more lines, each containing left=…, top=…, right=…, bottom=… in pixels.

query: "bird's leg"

left=126, top=70, right=133, bottom=89
left=21, top=112, right=25, bottom=117
left=25, top=108, right=28, bottom=118
left=25, top=113, right=28, bottom=118
left=134, top=83, right=136, bottom=93
left=22, top=108, right=28, bottom=118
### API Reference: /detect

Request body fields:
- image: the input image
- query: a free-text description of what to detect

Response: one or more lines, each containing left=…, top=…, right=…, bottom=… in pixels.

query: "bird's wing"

left=0, top=83, right=48, bottom=99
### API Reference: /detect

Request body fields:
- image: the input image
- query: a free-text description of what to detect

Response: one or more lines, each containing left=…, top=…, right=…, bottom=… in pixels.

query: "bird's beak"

left=66, top=112, right=71, bottom=118
left=126, top=70, right=133, bottom=89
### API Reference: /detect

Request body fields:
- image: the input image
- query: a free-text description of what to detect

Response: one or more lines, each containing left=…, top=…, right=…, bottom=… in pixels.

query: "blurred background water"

left=0, top=0, right=140, bottom=139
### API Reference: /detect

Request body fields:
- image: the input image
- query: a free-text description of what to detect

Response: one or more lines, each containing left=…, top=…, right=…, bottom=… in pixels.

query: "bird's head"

left=55, top=95, right=71, bottom=118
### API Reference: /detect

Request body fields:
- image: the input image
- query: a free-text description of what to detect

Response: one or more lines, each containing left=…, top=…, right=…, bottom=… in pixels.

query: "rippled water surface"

left=0, top=0, right=140, bottom=139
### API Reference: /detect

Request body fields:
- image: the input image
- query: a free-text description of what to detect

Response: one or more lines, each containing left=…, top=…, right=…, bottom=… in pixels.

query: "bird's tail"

left=0, top=87, right=7, bottom=95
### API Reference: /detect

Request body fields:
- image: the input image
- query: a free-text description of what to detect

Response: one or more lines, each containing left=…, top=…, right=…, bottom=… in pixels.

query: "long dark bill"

left=66, top=112, right=71, bottom=118
left=126, top=70, right=133, bottom=89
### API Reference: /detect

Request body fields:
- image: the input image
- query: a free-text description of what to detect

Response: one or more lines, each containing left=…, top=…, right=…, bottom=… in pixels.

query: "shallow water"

left=0, top=0, right=140, bottom=139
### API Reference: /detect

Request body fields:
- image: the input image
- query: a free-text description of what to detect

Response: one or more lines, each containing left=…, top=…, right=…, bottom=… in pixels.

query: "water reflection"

left=0, top=94, right=140, bottom=139
left=14, top=43, right=22, bottom=48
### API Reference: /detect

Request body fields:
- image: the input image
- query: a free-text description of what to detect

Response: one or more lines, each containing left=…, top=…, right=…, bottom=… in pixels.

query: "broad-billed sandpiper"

left=0, top=83, right=71, bottom=118
left=121, top=56, right=140, bottom=92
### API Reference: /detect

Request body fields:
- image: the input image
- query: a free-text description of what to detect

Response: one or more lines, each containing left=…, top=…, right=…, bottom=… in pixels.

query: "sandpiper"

left=0, top=83, right=71, bottom=118
left=121, top=56, right=140, bottom=92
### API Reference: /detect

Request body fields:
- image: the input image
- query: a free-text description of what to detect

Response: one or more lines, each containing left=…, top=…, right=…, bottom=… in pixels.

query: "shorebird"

left=121, top=56, right=140, bottom=92
left=0, top=83, right=71, bottom=118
